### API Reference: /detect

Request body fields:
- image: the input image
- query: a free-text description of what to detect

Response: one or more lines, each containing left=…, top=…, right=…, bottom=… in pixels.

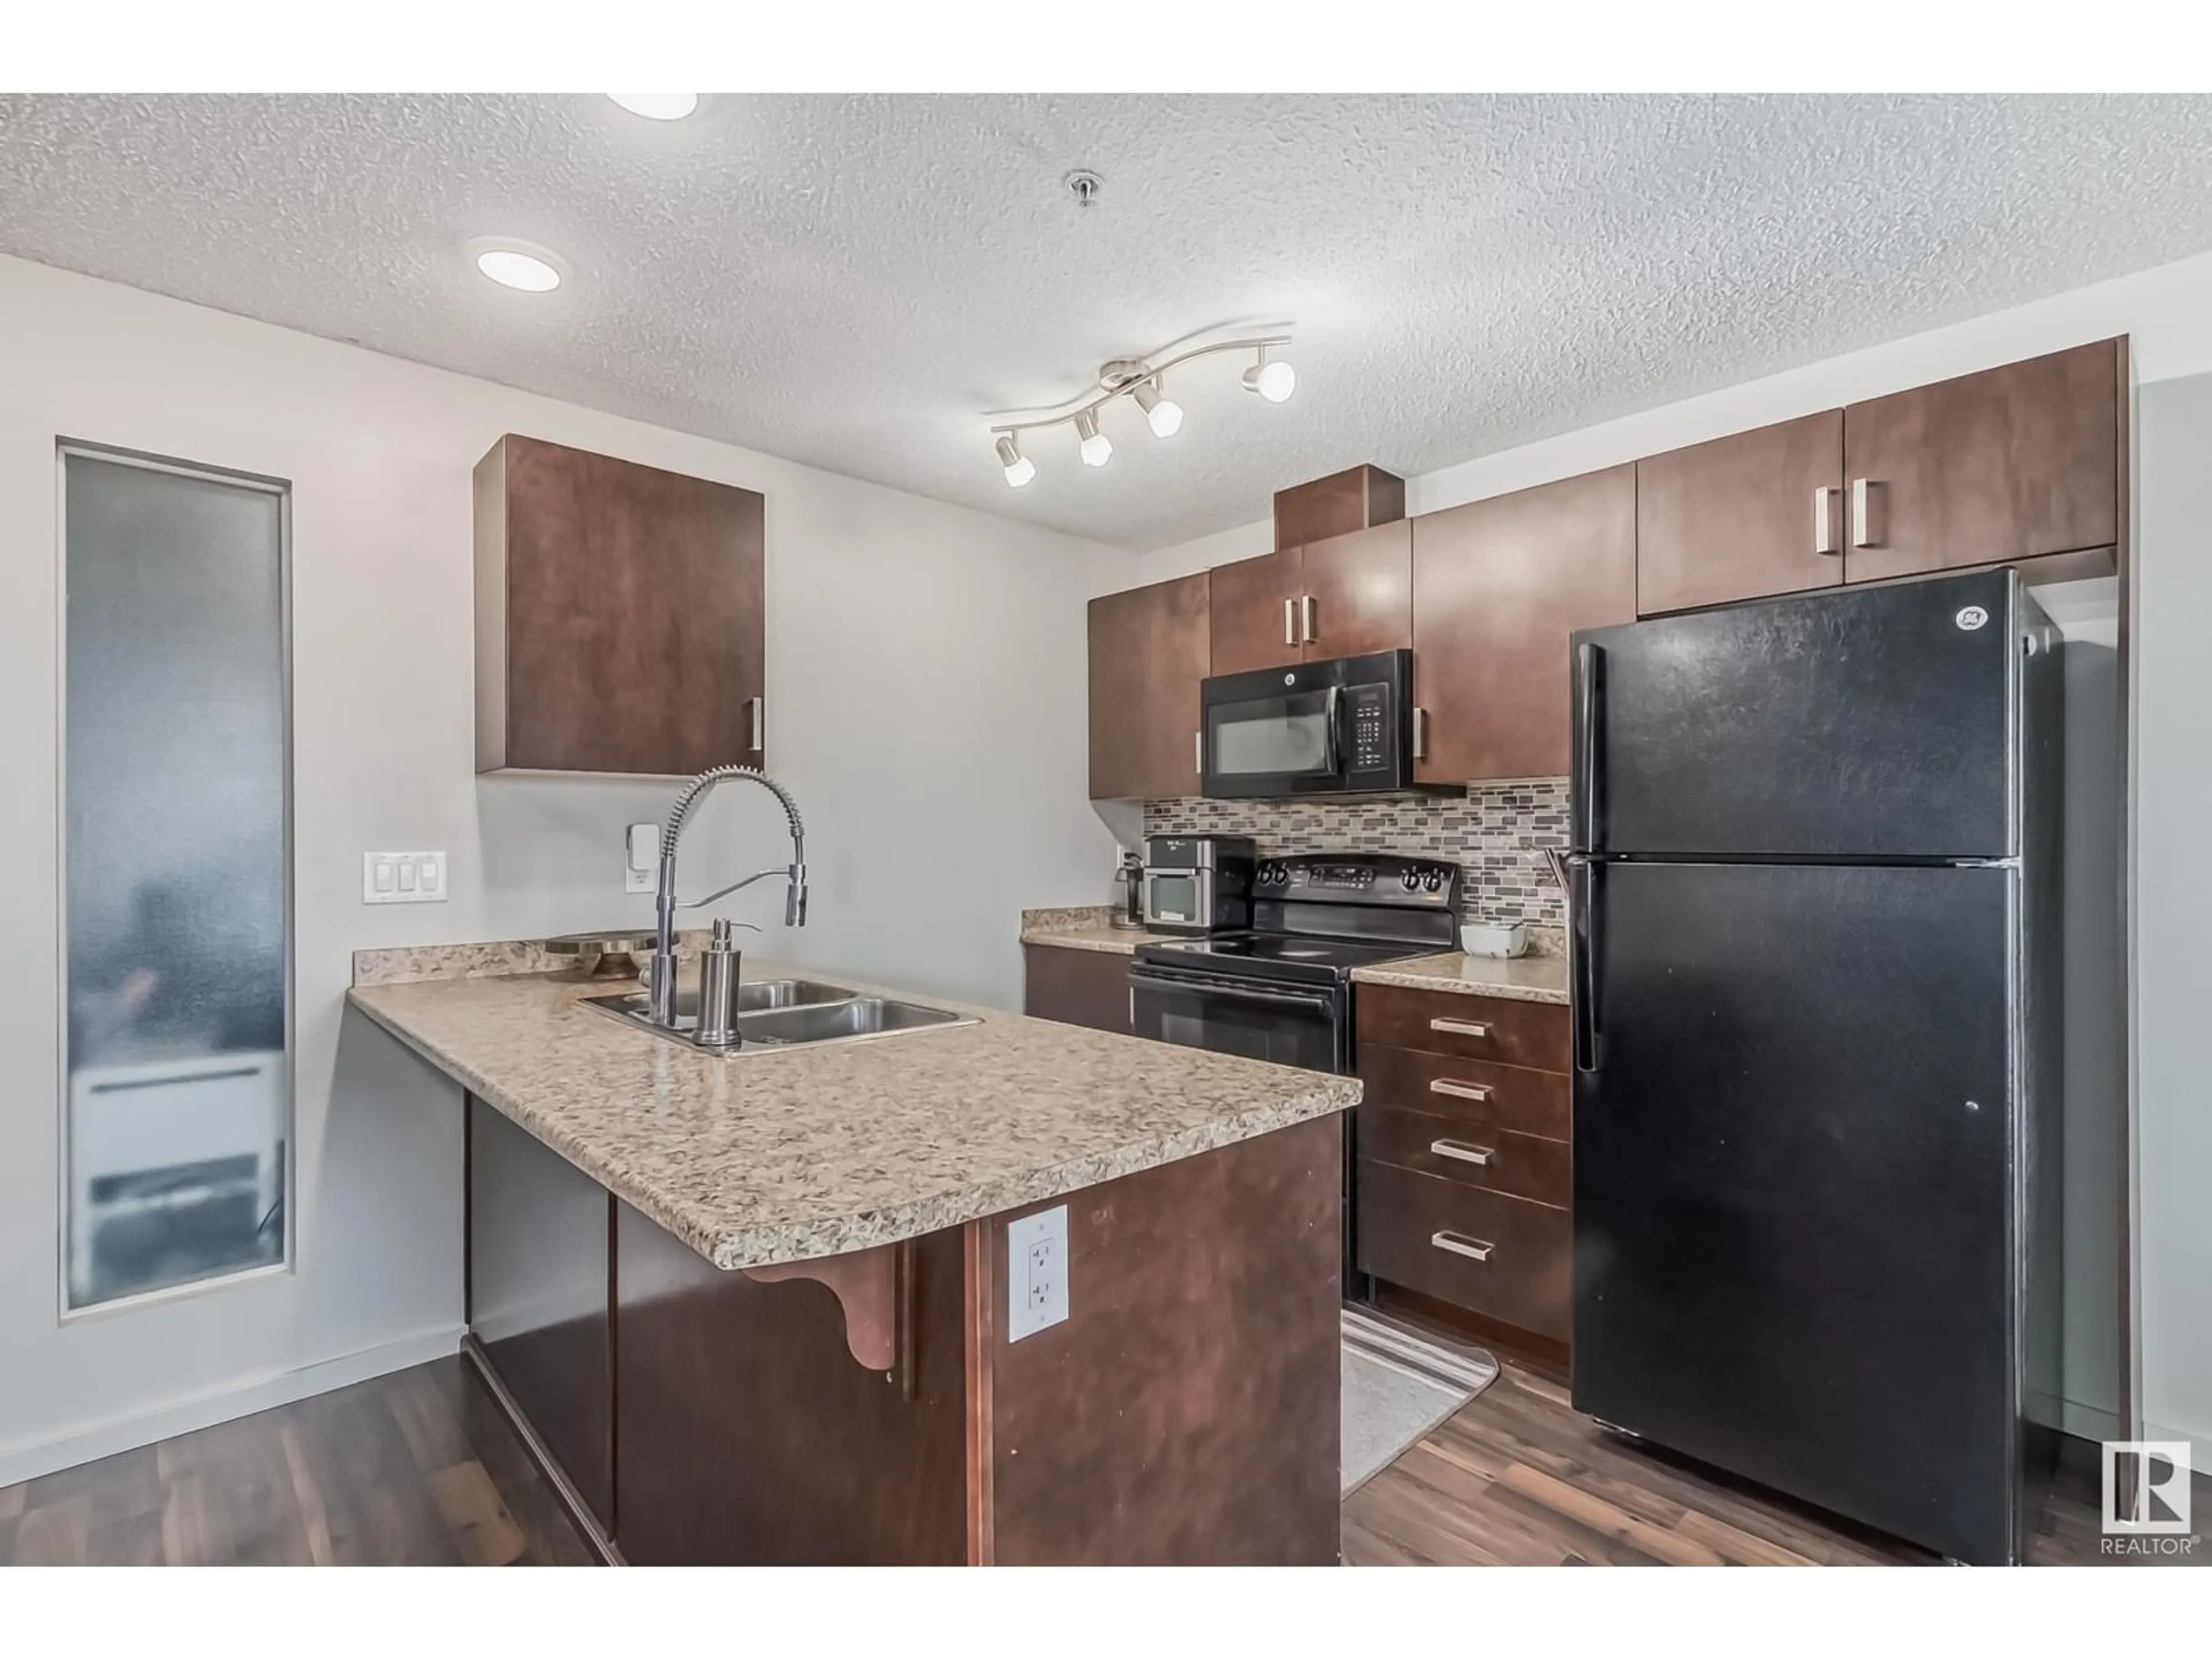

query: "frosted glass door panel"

left=64, top=453, right=289, bottom=1310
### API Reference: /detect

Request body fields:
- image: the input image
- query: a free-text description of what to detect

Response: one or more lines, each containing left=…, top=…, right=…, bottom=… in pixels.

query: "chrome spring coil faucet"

left=650, top=764, right=809, bottom=1028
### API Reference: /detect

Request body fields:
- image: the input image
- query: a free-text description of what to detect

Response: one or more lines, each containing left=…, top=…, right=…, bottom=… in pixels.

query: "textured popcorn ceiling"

left=4, top=94, right=2212, bottom=551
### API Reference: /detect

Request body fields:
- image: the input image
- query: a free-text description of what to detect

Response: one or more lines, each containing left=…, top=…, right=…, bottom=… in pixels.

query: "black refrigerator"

left=1566, top=566, right=2064, bottom=1566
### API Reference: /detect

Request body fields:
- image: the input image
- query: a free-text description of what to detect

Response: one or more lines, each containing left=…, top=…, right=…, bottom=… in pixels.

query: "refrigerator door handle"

left=1571, top=858, right=1601, bottom=1073
left=1572, top=642, right=1605, bottom=850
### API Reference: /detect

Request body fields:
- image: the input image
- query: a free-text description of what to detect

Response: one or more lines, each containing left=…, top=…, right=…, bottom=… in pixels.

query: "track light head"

left=995, top=433, right=1036, bottom=488
left=1075, top=410, right=1113, bottom=468
left=1133, top=377, right=1184, bottom=438
left=1243, top=344, right=1297, bottom=404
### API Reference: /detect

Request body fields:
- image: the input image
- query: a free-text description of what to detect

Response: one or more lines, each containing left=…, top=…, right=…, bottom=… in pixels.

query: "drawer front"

left=1356, top=984, right=1569, bottom=1071
left=1358, top=1043, right=1570, bottom=1142
left=1355, top=1104, right=1570, bottom=1207
left=1354, top=1161, right=1569, bottom=1339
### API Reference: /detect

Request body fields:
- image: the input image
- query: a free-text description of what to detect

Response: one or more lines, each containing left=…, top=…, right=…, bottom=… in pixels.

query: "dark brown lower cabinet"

left=1353, top=986, right=1574, bottom=1376
left=466, top=1096, right=614, bottom=1533
left=467, top=1102, right=1342, bottom=1563
left=1021, top=942, right=1133, bottom=1035
left=613, top=1205, right=969, bottom=1566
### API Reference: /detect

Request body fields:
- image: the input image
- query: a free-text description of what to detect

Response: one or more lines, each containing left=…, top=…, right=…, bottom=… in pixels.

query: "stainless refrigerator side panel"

left=2015, top=581, right=2067, bottom=1559
left=1567, top=569, right=2018, bottom=859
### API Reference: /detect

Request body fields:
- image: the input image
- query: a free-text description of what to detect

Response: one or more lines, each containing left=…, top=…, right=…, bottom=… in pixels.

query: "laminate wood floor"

left=0, top=1358, right=592, bottom=1566
left=5, top=1356, right=2199, bottom=1566
left=1342, top=1361, right=2207, bottom=1566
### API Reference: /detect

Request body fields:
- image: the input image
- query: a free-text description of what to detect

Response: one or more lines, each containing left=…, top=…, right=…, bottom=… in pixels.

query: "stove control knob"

left=1422, top=868, right=1445, bottom=893
left=1400, top=869, right=1421, bottom=892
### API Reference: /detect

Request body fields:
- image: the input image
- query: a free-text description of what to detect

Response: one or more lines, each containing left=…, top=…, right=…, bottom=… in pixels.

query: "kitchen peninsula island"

left=349, top=947, right=1357, bottom=1566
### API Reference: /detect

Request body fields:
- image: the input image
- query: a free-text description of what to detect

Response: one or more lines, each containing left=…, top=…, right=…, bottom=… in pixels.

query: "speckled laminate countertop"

left=1349, top=950, right=1570, bottom=1005
left=1018, top=905, right=1180, bottom=955
left=347, top=961, right=1358, bottom=1271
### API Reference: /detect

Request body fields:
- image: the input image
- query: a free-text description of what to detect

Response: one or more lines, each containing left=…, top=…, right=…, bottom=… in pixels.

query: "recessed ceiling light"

left=607, top=93, right=700, bottom=121
left=468, top=239, right=566, bottom=293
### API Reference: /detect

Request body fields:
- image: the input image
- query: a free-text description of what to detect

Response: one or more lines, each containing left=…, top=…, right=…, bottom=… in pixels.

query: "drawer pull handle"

left=1430, top=1230, right=1494, bottom=1263
left=1429, top=1017, right=1491, bottom=1039
left=1430, top=1138, right=1493, bottom=1166
left=1429, top=1078, right=1492, bottom=1103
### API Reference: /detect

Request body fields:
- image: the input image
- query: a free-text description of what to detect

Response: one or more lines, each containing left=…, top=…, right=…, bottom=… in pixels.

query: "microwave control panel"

left=1347, top=683, right=1391, bottom=772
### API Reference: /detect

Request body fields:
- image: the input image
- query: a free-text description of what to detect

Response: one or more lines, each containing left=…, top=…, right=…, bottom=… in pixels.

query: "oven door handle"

left=1129, top=968, right=1340, bottom=1017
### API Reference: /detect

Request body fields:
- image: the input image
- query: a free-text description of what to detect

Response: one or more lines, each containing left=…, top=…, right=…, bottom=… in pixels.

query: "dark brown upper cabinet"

left=1841, top=339, right=2124, bottom=585
left=1209, top=521, right=1413, bottom=676
left=1089, top=571, right=1210, bottom=800
left=1298, top=520, right=1414, bottom=658
left=475, top=435, right=765, bottom=776
left=1273, top=464, right=1406, bottom=551
left=1412, top=466, right=1635, bottom=783
left=1207, top=548, right=1305, bottom=676
left=1637, top=412, right=1845, bottom=615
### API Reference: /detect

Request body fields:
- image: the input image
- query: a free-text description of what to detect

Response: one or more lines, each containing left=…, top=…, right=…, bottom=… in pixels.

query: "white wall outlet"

left=624, top=822, right=658, bottom=895
left=1006, top=1205, right=1069, bottom=1341
left=363, top=851, right=448, bottom=904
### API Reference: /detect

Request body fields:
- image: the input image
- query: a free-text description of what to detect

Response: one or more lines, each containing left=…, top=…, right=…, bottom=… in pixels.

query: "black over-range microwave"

left=1198, top=648, right=1436, bottom=799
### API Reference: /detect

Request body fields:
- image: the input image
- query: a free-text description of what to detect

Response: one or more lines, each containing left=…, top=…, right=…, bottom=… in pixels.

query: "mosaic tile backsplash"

left=1143, top=780, right=1570, bottom=927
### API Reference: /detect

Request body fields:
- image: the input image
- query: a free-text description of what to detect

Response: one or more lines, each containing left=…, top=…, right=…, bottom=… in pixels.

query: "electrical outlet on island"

left=1006, top=1205, right=1069, bottom=1340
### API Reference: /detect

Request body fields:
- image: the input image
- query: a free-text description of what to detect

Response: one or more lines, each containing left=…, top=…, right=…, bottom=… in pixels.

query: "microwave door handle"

left=1323, top=684, right=1343, bottom=775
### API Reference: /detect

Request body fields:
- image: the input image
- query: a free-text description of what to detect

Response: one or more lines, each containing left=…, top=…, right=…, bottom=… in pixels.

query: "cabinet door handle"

left=1284, top=597, right=1297, bottom=647
left=1412, top=706, right=1429, bottom=761
left=1429, top=1017, right=1490, bottom=1039
left=747, top=695, right=765, bottom=752
left=1851, top=477, right=1881, bottom=548
left=1814, top=486, right=1838, bottom=555
left=1429, top=1138, right=1494, bottom=1166
left=1429, top=1077, right=1492, bottom=1101
left=1301, top=594, right=1317, bottom=643
left=1430, top=1230, right=1494, bottom=1263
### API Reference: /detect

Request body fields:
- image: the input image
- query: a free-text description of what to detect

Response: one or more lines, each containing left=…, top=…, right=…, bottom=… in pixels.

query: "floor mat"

left=1340, top=1308, right=1498, bottom=1497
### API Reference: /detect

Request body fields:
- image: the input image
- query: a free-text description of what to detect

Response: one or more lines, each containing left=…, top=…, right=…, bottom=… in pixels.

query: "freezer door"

left=1571, top=861, right=2018, bottom=1563
left=1569, top=567, right=2019, bottom=858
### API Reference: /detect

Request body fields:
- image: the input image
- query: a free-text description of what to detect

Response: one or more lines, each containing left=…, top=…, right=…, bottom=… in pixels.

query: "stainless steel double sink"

left=582, top=977, right=974, bottom=1054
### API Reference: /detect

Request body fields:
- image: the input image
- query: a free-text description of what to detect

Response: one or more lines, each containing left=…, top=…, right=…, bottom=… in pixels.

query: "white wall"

left=2133, top=373, right=2212, bottom=1462
left=0, top=255, right=1123, bottom=1483
left=1128, top=248, right=2212, bottom=1462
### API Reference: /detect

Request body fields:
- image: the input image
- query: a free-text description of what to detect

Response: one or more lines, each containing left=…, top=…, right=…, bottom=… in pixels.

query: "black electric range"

left=1131, top=853, right=1461, bottom=1293
left=1130, top=853, right=1461, bottom=1073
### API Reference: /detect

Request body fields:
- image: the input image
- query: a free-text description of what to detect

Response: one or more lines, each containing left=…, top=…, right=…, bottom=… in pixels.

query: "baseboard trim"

left=2058, top=1399, right=2126, bottom=1445
left=0, top=1324, right=463, bottom=1490
left=2141, top=1418, right=2212, bottom=1468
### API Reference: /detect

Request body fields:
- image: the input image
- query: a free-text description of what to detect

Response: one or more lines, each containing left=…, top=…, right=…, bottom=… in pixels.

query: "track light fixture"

left=983, top=331, right=1293, bottom=482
